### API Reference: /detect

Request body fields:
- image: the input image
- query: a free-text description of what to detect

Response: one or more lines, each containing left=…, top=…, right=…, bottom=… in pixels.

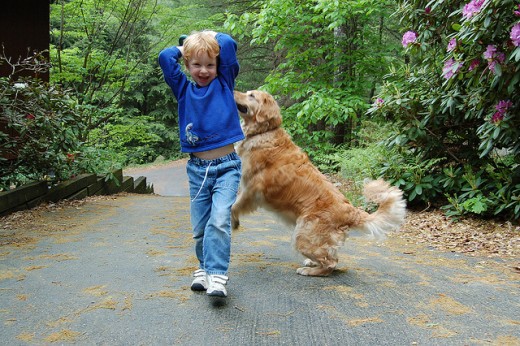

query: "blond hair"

left=182, top=31, right=220, bottom=66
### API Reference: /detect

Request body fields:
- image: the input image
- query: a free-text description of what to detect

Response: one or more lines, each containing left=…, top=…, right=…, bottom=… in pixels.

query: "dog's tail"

left=351, top=179, right=406, bottom=239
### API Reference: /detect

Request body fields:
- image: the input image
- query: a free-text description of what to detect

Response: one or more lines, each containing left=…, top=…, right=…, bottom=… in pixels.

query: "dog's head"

left=234, top=90, right=282, bottom=136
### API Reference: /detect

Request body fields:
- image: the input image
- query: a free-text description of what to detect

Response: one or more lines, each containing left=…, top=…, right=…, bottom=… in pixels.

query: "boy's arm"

left=216, top=33, right=239, bottom=88
left=158, top=46, right=188, bottom=100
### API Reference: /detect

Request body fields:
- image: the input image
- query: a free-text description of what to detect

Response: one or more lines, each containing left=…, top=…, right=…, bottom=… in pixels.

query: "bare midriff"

left=192, top=144, right=235, bottom=160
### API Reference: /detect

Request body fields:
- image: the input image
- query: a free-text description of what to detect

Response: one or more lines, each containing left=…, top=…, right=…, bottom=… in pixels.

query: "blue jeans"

left=186, top=152, right=241, bottom=276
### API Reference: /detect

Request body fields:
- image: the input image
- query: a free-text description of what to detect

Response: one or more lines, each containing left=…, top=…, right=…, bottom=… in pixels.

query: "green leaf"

left=511, top=47, right=520, bottom=62
left=483, top=16, right=491, bottom=28
left=492, top=127, right=500, bottom=140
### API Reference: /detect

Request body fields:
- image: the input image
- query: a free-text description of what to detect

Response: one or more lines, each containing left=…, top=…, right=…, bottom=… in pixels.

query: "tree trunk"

left=330, top=21, right=353, bottom=146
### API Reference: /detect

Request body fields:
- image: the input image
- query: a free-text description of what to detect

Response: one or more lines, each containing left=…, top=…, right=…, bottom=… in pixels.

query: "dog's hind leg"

left=296, top=245, right=337, bottom=276
left=294, top=219, right=338, bottom=277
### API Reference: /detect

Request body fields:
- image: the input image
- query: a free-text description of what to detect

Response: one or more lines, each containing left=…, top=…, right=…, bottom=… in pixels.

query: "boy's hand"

left=178, top=34, right=188, bottom=46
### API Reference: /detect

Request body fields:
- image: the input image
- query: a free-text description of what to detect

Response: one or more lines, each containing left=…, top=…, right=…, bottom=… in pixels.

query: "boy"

left=158, top=31, right=244, bottom=297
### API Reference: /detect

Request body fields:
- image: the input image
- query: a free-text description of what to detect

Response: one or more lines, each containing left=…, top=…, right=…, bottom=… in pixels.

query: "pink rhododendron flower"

left=468, top=59, right=480, bottom=71
left=483, top=44, right=496, bottom=59
left=488, top=60, right=502, bottom=73
left=515, top=4, right=520, bottom=17
left=374, top=98, right=384, bottom=108
left=425, top=7, right=431, bottom=14
left=483, top=45, right=505, bottom=74
left=447, top=38, right=457, bottom=52
left=442, top=58, right=463, bottom=79
left=496, top=100, right=513, bottom=113
left=492, top=100, right=513, bottom=123
left=492, top=112, right=504, bottom=123
left=26, top=113, right=35, bottom=120
left=511, top=23, right=520, bottom=46
left=463, top=0, right=486, bottom=19
left=402, top=31, right=418, bottom=48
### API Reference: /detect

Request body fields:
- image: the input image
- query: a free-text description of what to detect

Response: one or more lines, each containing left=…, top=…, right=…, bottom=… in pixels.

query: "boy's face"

left=187, top=52, right=217, bottom=87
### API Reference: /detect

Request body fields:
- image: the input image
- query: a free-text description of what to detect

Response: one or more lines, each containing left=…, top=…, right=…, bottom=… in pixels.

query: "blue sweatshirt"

left=158, top=33, right=245, bottom=153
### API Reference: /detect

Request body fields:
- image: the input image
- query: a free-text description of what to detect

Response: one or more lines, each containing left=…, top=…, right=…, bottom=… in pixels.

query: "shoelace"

left=191, top=162, right=212, bottom=202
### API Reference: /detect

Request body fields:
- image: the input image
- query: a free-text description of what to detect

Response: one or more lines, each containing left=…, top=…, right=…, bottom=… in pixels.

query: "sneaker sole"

left=207, top=290, right=227, bottom=297
left=191, top=283, right=207, bottom=291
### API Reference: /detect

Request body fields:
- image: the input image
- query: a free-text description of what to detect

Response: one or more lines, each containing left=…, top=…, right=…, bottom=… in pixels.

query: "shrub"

left=333, top=121, right=401, bottom=205
left=370, top=0, right=520, bottom=220
left=0, top=53, right=86, bottom=189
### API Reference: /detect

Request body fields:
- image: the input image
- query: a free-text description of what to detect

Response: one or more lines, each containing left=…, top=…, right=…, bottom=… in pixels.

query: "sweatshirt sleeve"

left=216, top=33, right=240, bottom=89
left=158, top=46, right=189, bottom=101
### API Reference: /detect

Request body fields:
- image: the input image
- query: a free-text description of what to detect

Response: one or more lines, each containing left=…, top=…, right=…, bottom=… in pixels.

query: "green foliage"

left=226, top=0, right=401, bottom=148
left=440, top=162, right=520, bottom=219
left=370, top=0, right=520, bottom=220
left=4, top=0, right=517, bottom=222
left=2, top=0, right=195, bottom=188
left=89, top=113, right=181, bottom=165
left=0, top=54, right=85, bottom=189
left=330, top=121, right=399, bottom=205
left=48, top=0, right=191, bottom=168
left=291, top=89, right=367, bottom=128
left=50, top=0, right=162, bottom=109
left=381, top=153, right=444, bottom=204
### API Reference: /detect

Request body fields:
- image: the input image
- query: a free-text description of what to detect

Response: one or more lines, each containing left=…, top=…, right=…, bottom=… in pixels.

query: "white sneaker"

left=191, top=269, right=207, bottom=291
left=206, top=274, right=228, bottom=297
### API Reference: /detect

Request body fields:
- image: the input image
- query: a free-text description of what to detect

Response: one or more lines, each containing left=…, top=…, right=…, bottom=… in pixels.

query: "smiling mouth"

left=236, top=103, right=248, bottom=114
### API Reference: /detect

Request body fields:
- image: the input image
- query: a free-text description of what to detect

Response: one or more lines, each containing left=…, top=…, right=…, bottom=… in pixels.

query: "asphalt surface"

left=0, top=160, right=519, bottom=345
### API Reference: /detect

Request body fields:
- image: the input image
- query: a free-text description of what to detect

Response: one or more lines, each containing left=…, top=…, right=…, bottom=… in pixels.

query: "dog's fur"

left=232, top=90, right=406, bottom=276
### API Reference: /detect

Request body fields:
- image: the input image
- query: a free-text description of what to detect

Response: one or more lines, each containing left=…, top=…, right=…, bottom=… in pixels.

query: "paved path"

left=0, top=161, right=519, bottom=345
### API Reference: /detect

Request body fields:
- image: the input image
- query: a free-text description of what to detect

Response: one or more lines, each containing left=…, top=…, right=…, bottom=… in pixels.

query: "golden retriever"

left=232, top=90, right=406, bottom=276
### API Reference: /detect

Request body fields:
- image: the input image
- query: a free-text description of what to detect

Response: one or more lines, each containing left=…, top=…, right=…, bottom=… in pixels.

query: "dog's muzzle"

left=236, top=103, right=248, bottom=114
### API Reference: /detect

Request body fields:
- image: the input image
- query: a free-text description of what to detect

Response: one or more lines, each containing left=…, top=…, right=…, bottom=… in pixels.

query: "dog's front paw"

left=296, top=267, right=311, bottom=276
left=303, top=259, right=318, bottom=267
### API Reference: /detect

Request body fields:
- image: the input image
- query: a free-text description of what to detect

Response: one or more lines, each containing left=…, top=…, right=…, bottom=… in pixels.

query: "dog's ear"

left=256, top=94, right=282, bottom=128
